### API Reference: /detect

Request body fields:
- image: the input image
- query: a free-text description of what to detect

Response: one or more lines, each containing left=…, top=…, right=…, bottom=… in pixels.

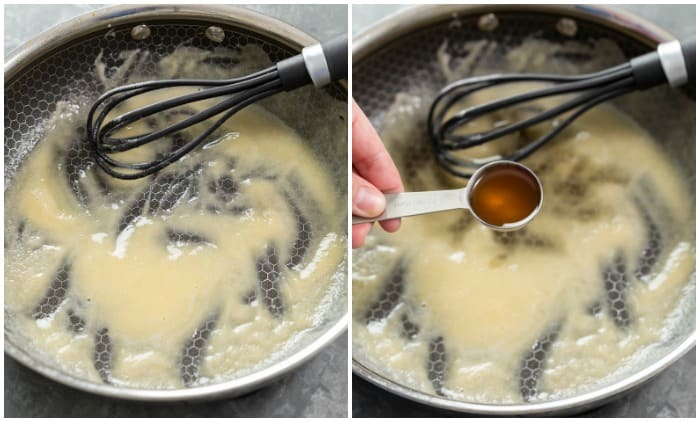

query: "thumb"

left=352, top=172, right=386, bottom=218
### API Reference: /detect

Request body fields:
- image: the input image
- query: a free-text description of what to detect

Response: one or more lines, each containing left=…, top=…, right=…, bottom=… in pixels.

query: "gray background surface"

left=351, top=4, right=696, bottom=419
left=4, top=4, right=348, bottom=418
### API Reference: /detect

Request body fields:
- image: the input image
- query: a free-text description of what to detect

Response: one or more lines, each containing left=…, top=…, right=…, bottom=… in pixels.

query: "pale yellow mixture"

left=5, top=47, right=346, bottom=388
left=353, top=39, right=694, bottom=403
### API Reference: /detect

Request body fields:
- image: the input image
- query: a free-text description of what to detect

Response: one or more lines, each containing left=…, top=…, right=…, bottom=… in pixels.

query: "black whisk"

left=87, top=35, right=347, bottom=180
left=428, top=38, right=695, bottom=178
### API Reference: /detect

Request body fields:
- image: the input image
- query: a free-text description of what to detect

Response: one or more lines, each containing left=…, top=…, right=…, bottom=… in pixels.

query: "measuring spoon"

left=352, top=160, right=543, bottom=231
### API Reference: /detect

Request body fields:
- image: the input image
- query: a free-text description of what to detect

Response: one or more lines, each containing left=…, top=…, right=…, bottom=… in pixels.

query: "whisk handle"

left=321, top=34, right=349, bottom=82
left=277, top=34, right=348, bottom=91
left=631, top=37, right=695, bottom=89
left=680, top=38, right=695, bottom=81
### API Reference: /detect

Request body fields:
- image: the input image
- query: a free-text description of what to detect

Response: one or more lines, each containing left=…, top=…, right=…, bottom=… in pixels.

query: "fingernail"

left=355, top=186, right=385, bottom=217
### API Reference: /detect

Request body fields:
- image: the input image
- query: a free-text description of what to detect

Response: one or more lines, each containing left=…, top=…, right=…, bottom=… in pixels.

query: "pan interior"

left=353, top=10, right=695, bottom=407
left=5, top=18, right=347, bottom=392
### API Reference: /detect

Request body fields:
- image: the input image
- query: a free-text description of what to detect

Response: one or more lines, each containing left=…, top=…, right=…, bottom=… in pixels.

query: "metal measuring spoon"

left=352, top=160, right=543, bottom=231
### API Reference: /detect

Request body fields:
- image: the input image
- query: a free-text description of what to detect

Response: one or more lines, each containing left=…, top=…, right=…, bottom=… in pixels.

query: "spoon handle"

left=352, top=188, right=467, bottom=224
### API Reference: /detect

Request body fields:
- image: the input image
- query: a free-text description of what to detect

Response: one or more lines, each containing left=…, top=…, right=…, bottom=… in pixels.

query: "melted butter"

left=5, top=46, right=346, bottom=388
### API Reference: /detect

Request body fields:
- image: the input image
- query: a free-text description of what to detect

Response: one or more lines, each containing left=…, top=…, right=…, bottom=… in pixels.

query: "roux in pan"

left=5, top=46, right=346, bottom=388
left=353, top=36, right=694, bottom=403
left=353, top=100, right=694, bottom=403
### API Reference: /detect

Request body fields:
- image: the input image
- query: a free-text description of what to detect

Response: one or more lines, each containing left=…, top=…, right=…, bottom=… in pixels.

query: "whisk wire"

left=432, top=77, right=637, bottom=178
left=440, top=67, right=631, bottom=137
left=85, top=67, right=285, bottom=179
left=86, top=67, right=278, bottom=141
left=86, top=67, right=286, bottom=179
left=428, top=64, right=648, bottom=177
left=97, top=78, right=283, bottom=153
left=93, top=69, right=279, bottom=147
left=429, top=38, right=695, bottom=178
left=85, top=34, right=348, bottom=180
left=440, top=74, right=636, bottom=149
left=94, top=83, right=284, bottom=179
left=431, top=63, right=631, bottom=125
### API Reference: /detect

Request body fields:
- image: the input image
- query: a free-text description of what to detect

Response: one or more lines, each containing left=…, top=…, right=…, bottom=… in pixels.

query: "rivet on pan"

left=131, top=24, right=151, bottom=41
left=448, top=12, right=462, bottom=30
left=477, top=13, right=499, bottom=32
left=104, top=28, right=116, bottom=40
left=205, top=26, right=226, bottom=43
left=556, top=18, right=578, bottom=37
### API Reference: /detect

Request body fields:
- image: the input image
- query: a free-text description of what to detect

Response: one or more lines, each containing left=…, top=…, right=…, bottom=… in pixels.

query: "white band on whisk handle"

left=658, top=40, right=689, bottom=87
left=302, top=44, right=332, bottom=87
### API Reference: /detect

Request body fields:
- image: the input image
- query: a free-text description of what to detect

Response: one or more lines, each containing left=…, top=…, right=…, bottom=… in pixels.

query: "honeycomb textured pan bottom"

left=5, top=41, right=347, bottom=389
left=352, top=31, right=695, bottom=405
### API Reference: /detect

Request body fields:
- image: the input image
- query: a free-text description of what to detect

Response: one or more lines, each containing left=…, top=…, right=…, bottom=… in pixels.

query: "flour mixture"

left=352, top=38, right=695, bottom=403
left=5, top=46, right=346, bottom=389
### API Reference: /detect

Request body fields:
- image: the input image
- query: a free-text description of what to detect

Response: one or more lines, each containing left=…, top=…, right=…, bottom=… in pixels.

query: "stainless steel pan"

left=5, top=5, right=348, bottom=402
left=352, top=5, right=695, bottom=415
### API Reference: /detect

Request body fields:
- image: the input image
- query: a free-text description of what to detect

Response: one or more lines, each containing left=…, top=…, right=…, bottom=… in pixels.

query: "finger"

left=354, top=170, right=401, bottom=232
left=380, top=218, right=401, bottom=232
left=353, top=171, right=400, bottom=232
left=352, top=171, right=385, bottom=218
left=352, top=223, right=372, bottom=249
left=352, top=100, right=404, bottom=194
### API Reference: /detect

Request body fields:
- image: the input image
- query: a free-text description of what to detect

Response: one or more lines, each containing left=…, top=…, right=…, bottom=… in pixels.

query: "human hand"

left=352, top=99, right=404, bottom=248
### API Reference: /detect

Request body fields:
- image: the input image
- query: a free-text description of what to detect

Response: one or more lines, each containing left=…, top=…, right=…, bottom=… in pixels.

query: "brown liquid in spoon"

left=469, top=164, right=541, bottom=226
